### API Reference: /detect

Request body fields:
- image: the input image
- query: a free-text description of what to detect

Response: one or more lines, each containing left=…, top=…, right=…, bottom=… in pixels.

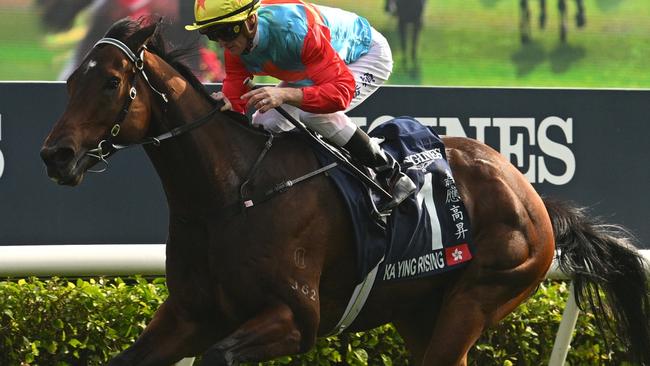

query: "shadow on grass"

left=596, top=0, right=625, bottom=11
left=511, top=41, right=586, bottom=77
left=390, top=54, right=423, bottom=84
left=479, top=0, right=503, bottom=8
left=549, top=43, right=586, bottom=74
left=511, top=41, right=546, bottom=77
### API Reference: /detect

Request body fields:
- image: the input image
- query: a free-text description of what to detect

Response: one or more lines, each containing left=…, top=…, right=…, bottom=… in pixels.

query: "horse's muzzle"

left=40, top=144, right=84, bottom=185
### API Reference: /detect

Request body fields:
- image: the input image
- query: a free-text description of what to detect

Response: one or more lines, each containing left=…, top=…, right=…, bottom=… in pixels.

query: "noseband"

left=85, top=37, right=221, bottom=172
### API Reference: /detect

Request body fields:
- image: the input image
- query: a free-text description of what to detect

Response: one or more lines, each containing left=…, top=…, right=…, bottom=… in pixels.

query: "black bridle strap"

left=88, top=37, right=225, bottom=158
left=111, top=104, right=223, bottom=151
left=94, top=38, right=168, bottom=102
left=88, top=38, right=337, bottom=217
left=112, top=71, right=139, bottom=135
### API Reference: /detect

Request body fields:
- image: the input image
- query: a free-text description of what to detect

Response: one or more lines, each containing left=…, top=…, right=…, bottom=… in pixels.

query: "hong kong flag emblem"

left=445, top=244, right=472, bottom=265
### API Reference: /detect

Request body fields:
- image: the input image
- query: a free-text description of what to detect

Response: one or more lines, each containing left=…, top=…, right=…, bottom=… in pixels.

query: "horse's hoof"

left=576, top=13, right=586, bottom=27
left=521, top=34, right=530, bottom=44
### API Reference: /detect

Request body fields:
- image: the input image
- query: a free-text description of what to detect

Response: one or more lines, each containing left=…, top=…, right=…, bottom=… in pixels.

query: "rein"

left=86, top=37, right=222, bottom=170
left=84, top=36, right=338, bottom=215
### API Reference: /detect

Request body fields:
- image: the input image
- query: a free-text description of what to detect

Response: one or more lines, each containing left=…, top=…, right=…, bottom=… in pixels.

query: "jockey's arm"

left=298, top=24, right=356, bottom=114
left=222, top=51, right=254, bottom=114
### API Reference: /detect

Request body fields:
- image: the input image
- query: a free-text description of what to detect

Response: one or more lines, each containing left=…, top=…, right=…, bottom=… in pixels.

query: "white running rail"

left=0, top=245, right=648, bottom=366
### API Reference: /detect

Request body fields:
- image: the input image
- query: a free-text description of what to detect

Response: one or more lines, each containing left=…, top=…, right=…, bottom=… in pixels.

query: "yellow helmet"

left=185, top=0, right=261, bottom=31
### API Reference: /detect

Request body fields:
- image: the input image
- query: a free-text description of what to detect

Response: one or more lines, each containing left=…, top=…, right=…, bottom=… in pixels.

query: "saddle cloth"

left=310, top=116, right=474, bottom=283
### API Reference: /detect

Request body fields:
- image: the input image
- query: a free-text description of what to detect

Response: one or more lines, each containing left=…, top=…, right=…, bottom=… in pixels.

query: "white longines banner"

left=0, top=82, right=648, bottom=248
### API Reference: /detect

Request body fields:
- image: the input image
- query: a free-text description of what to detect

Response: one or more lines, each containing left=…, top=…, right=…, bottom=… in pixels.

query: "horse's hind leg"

left=414, top=278, right=540, bottom=366
left=539, top=0, right=547, bottom=28
left=108, top=299, right=216, bottom=366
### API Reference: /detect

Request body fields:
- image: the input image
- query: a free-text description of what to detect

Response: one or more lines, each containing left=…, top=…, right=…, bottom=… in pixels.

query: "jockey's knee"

left=251, top=108, right=295, bottom=133
left=301, top=112, right=356, bottom=147
left=252, top=108, right=357, bottom=147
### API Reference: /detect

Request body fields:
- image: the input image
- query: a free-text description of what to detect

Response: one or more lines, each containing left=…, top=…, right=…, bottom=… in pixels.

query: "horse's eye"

left=106, top=77, right=121, bottom=90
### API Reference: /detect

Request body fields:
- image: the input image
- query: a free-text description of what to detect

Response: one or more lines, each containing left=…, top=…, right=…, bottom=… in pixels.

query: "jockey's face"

left=203, top=15, right=257, bottom=56
left=216, top=32, right=250, bottom=55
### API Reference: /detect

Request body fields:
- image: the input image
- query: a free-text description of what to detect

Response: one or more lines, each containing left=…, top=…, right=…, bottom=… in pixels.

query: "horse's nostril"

left=41, top=146, right=76, bottom=167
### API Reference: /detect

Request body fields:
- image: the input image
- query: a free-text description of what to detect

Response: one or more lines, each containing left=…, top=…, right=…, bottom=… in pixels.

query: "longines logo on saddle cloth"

left=404, top=148, right=444, bottom=172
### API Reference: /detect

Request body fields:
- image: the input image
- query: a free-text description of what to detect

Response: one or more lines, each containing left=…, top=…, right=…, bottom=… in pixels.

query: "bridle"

left=82, top=36, right=337, bottom=216
left=85, top=37, right=221, bottom=172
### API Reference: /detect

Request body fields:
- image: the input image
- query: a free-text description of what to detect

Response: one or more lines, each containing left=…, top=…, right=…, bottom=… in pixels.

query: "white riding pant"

left=252, top=27, right=393, bottom=146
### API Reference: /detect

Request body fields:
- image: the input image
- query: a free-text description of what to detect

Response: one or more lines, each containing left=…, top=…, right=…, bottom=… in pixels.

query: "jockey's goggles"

left=200, top=21, right=244, bottom=42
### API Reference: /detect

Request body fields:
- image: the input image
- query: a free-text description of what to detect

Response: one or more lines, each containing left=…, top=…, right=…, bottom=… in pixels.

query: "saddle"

left=302, top=116, right=475, bottom=334
left=307, top=116, right=474, bottom=282
left=238, top=115, right=473, bottom=283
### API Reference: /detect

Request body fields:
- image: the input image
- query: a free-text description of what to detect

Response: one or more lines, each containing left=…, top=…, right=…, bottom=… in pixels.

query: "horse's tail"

left=543, top=197, right=650, bottom=364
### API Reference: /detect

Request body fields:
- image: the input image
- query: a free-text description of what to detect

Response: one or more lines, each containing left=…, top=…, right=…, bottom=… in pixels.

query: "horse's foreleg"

left=539, top=0, right=547, bottom=28
left=108, top=299, right=215, bottom=366
left=199, top=303, right=309, bottom=366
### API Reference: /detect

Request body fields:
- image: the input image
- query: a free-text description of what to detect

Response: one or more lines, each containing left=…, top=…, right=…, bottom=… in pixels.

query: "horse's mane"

left=104, top=18, right=250, bottom=125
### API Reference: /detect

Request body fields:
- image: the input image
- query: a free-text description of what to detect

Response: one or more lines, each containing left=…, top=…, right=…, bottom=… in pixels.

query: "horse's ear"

left=126, top=17, right=162, bottom=51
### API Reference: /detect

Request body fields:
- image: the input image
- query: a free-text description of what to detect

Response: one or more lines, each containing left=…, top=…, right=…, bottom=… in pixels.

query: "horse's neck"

left=142, top=53, right=259, bottom=216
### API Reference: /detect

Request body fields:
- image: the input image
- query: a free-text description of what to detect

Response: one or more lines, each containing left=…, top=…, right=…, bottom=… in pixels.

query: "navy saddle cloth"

left=310, top=116, right=474, bottom=283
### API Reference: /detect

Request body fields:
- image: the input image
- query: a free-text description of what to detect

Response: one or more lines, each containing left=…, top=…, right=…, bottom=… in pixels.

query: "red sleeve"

left=222, top=51, right=253, bottom=114
left=300, top=24, right=356, bottom=114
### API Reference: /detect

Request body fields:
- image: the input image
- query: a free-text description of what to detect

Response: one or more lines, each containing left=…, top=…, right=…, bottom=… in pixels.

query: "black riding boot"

left=343, top=127, right=417, bottom=211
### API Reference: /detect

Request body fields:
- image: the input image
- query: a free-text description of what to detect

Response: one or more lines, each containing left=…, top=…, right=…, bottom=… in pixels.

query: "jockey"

left=186, top=0, right=416, bottom=210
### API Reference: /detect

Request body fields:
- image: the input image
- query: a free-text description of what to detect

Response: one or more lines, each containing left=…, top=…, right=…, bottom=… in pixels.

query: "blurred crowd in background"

left=1, top=0, right=649, bottom=88
left=35, top=0, right=224, bottom=81
left=29, top=0, right=429, bottom=83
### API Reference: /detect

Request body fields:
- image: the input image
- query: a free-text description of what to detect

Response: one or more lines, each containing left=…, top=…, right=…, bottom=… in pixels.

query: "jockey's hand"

left=242, top=86, right=303, bottom=113
left=211, top=92, right=232, bottom=111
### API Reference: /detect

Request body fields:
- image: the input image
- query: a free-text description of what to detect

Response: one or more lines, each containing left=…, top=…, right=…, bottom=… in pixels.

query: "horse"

left=40, top=18, right=650, bottom=366
left=385, top=0, right=426, bottom=71
left=520, top=0, right=586, bottom=43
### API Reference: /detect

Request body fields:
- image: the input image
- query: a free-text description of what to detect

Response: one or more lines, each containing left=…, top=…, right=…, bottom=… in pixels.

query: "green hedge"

left=0, top=278, right=630, bottom=366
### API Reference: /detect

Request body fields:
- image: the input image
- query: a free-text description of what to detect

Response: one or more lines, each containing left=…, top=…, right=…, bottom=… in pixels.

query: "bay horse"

left=520, top=0, right=586, bottom=43
left=40, top=19, right=650, bottom=366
